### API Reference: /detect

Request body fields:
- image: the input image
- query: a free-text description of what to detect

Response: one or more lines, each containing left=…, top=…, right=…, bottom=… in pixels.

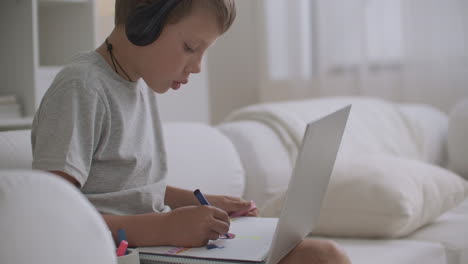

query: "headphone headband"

left=126, top=0, right=183, bottom=46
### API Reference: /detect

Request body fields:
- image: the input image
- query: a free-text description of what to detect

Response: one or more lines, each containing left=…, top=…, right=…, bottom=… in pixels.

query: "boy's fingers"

left=211, top=206, right=230, bottom=224
left=227, top=197, right=251, bottom=210
left=240, top=200, right=252, bottom=207
left=229, top=201, right=258, bottom=217
left=246, top=208, right=259, bottom=217
left=211, top=218, right=230, bottom=236
left=209, top=231, right=220, bottom=241
left=228, top=203, right=249, bottom=213
left=225, top=196, right=250, bottom=206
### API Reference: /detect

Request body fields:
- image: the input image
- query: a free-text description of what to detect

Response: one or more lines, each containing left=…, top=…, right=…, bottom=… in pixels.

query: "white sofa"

left=1, top=97, right=468, bottom=264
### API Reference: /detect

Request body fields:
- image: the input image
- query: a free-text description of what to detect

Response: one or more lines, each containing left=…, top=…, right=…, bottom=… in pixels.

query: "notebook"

left=138, top=105, right=351, bottom=264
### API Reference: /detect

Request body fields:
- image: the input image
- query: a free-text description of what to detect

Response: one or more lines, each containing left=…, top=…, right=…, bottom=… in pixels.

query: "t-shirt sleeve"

left=31, top=79, right=107, bottom=187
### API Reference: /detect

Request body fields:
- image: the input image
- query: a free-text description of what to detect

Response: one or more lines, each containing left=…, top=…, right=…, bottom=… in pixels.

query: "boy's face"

left=133, top=6, right=221, bottom=93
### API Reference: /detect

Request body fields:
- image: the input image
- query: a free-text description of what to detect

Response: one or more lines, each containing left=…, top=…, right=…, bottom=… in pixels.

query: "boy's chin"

left=146, top=84, right=171, bottom=94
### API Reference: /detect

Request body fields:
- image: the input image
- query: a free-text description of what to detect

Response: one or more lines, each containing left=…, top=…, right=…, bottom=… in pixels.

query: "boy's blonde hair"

left=115, top=0, right=236, bottom=34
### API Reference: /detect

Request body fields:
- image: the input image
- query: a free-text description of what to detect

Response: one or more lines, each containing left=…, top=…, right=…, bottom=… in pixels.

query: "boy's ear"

left=126, top=0, right=182, bottom=46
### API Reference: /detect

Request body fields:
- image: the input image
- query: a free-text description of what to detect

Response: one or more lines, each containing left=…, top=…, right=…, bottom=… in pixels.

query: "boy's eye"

left=184, top=43, right=195, bottom=53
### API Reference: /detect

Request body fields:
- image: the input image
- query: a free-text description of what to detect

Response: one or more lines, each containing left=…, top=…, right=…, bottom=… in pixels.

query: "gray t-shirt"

left=31, top=51, right=170, bottom=215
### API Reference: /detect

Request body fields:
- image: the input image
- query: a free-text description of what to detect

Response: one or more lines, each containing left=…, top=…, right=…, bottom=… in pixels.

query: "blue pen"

left=117, top=229, right=127, bottom=245
left=194, top=189, right=236, bottom=239
left=194, top=189, right=211, bottom=206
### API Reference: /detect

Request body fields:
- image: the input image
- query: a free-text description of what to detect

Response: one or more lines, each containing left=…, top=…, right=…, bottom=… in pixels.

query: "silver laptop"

left=137, top=105, right=351, bottom=264
left=265, top=105, right=351, bottom=264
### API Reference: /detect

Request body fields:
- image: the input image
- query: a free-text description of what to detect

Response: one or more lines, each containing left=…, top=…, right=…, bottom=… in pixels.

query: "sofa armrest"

left=0, top=170, right=116, bottom=263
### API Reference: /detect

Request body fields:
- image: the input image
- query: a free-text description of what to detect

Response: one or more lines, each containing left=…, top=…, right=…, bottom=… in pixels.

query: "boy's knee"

left=288, top=239, right=351, bottom=264
left=315, top=240, right=350, bottom=264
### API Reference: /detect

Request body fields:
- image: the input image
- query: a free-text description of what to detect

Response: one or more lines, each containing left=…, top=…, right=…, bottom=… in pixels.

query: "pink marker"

left=230, top=200, right=257, bottom=217
left=116, top=240, right=128, bottom=257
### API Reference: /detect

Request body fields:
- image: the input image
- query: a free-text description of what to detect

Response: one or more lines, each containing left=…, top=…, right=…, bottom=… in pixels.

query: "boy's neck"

left=96, top=26, right=140, bottom=83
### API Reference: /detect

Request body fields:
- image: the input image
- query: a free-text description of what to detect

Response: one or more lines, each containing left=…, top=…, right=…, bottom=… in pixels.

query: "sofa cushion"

left=261, top=155, right=468, bottom=238
left=218, top=121, right=292, bottom=208
left=164, top=123, right=245, bottom=197
left=0, top=170, right=116, bottom=264
left=221, top=97, right=460, bottom=238
left=405, top=210, right=468, bottom=264
left=331, top=238, right=447, bottom=264
left=0, top=124, right=246, bottom=198
left=224, top=97, right=429, bottom=163
left=220, top=97, right=450, bottom=208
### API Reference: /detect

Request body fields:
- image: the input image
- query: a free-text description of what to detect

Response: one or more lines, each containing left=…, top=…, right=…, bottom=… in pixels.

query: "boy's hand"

left=163, top=205, right=230, bottom=248
left=205, top=195, right=259, bottom=217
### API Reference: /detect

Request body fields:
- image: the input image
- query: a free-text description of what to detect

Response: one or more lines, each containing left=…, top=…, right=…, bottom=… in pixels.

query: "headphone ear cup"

left=126, top=0, right=182, bottom=46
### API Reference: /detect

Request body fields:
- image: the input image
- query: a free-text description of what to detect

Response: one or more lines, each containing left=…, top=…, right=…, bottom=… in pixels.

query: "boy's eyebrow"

left=191, top=38, right=208, bottom=48
left=181, top=31, right=214, bottom=49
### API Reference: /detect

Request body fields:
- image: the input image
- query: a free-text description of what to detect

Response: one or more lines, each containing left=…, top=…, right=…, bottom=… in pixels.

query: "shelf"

left=0, top=0, right=96, bottom=117
left=0, top=117, right=33, bottom=131
left=39, top=0, right=90, bottom=4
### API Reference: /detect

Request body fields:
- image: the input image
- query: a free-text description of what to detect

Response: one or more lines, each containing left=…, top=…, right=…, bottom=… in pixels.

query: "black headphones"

left=126, top=0, right=183, bottom=46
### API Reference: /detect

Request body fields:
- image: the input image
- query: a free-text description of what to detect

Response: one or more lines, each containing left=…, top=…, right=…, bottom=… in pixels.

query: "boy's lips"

left=171, top=80, right=188, bottom=90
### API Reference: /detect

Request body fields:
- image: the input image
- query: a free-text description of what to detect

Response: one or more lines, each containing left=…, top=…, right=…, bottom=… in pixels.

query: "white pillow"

left=448, top=99, right=468, bottom=180
left=398, top=104, right=448, bottom=166
left=261, top=155, right=468, bottom=238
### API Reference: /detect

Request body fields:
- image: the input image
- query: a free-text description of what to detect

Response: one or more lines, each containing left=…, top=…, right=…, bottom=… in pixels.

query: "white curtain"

left=259, top=0, right=468, bottom=112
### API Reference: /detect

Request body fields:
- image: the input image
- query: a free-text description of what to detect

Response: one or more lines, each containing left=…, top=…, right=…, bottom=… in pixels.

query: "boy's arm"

left=102, top=206, right=230, bottom=248
left=165, top=185, right=257, bottom=216
left=102, top=212, right=170, bottom=247
left=49, top=171, right=230, bottom=247
left=50, top=171, right=171, bottom=246
left=165, top=185, right=200, bottom=208
left=51, top=170, right=81, bottom=187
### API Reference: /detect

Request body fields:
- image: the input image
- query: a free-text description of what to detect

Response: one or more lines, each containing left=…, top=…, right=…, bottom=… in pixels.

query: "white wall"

left=96, top=0, right=115, bottom=44
left=206, top=0, right=261, bottom=124
left=156, top=61, right=211, bottom=123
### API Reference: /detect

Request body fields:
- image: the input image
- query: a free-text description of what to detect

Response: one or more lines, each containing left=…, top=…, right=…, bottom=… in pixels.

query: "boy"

left=31, top=0, right=351, bottom=263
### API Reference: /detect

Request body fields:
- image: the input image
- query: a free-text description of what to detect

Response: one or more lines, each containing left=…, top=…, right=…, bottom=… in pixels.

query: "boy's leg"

left=279, top=239, right=352, bottom=264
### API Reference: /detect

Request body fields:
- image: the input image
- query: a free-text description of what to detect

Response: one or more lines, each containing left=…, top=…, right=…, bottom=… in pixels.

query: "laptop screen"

left=266, top=105, right=351, bottom=264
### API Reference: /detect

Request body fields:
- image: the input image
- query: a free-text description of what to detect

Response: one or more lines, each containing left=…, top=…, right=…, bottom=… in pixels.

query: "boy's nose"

left=186, top=56, right=202, bottom=74
left=188, top=61, right=201, bottom=74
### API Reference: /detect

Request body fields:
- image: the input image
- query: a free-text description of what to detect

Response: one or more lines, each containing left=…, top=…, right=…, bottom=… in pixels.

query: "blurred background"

left=1, top=0, right=467, bottom=127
